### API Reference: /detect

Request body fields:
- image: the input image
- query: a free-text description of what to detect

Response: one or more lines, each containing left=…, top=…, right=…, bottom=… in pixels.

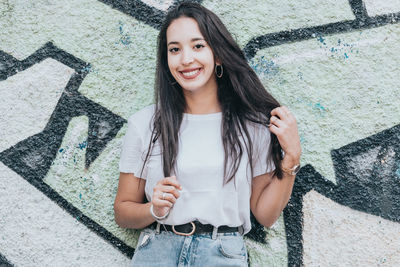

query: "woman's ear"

left=215, top=58, right=222, bottom=65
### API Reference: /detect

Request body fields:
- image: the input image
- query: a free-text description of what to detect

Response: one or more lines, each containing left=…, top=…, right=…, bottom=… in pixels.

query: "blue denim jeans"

left=131, top=227, right=248, bottom=267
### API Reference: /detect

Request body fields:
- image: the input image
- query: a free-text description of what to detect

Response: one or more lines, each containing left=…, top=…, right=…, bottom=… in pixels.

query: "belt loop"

left=156, top=222, right=161, bottom=234
left=238, top=225, right=244, bottom=236
left=212, top=226, right=218, bottom=240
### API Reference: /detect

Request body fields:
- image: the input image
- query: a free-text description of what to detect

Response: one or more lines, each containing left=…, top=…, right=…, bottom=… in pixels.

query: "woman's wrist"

left=281, top=154, right=301, bottom=176
left=282, top=154, right=299, bottom=166
left=150, top=204, right=170, bottom=220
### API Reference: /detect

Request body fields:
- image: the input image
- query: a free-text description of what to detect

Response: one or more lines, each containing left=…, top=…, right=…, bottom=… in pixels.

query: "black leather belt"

left=150, top=221, right=239, bottom=236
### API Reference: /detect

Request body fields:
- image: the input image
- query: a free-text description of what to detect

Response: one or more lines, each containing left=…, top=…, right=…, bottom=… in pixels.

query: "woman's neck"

left=183, top=87, right=221, bottom=115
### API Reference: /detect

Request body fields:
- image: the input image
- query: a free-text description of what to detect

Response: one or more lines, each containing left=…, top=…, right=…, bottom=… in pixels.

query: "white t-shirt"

left=119, top=105, right=274, bottom=234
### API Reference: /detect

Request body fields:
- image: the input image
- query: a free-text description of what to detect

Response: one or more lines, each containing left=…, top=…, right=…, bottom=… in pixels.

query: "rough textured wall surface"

left=1, top=0, right=399, bottom=266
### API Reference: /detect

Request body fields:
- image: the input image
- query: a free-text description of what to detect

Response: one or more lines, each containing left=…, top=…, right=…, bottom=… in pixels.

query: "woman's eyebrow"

left=191, top=37, right=205, bottom=42
left=167, top=38, right=205, bottom=46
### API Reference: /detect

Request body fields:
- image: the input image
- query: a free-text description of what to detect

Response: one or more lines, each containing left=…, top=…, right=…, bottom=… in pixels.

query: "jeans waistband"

left=149, top=221, right=243, bottom=238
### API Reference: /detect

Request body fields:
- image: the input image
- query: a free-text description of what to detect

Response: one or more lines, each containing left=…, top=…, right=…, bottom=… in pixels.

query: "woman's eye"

left=194, top=44, right=205, bottom=49
left=169, top=47, right=179, bottom=53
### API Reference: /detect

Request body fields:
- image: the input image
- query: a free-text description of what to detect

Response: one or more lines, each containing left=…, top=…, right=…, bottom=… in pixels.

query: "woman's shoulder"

left=128, top=104, right=156, bottom=123
left=127, top=104, right=156, bottom=132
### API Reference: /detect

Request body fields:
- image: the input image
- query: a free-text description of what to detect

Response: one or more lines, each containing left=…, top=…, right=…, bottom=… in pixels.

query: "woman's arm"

left=250, top=163, right=296, bottom=228
left=113, top=173, right=154, bottom=229
left=114, top=173, right=182, bottom=229
left=250, top=106, right=301, bottom=228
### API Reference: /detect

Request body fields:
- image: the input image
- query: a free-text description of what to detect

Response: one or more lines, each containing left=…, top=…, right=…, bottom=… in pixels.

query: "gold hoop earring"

left=215, top=64, right=223, bottom=78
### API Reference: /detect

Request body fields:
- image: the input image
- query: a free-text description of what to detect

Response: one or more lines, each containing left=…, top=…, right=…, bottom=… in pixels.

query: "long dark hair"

left=142, top=2, right=283, bottom=182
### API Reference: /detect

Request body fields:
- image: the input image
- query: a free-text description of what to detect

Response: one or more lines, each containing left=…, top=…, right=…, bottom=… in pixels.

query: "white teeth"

left=182, top=69, right=199, bottom=77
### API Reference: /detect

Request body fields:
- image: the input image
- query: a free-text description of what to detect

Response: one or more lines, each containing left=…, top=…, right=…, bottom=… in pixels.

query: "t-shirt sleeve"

left=119, top=116, right=147, bottom=179
left=252, top=125, right=276, bottom=177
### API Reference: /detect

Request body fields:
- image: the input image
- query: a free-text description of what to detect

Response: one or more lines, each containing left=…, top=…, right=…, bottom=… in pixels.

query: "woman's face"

left=166, top=17, right=218, bottom=94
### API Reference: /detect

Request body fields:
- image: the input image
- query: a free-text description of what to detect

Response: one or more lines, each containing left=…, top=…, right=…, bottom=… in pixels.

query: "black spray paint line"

left=0, top=43, right=133, bottom=257
left=96, top=0, right=165, bottom=29
left=283, top=165, right=328, bottom=267
left=0, top=253, right=14, bottom=267
left=348, top=0, right=369, bottom=21
left=284, top=123, right=400, bottom=267
left=0, top=42, right=87, bottom=81
left=96, top=0, right=204, bottom=30
left=171, top=0, right=204, bottom=9
left=244, top=12, right=400, bottom=59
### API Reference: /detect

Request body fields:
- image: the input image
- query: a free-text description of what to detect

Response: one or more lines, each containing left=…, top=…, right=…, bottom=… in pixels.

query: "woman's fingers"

left=271, top=106, right=296, bottom=123
left=269, top=115, right=283, bottom=128
left=151, top=175, right=182, bottom=217
left=163, top=186, right=181, bottom=199
left=154, top=175, right=182, bottom=199
left=158, top=192, right=177, bottom=204
left=269, top=106, right=301, bottom=161
left=269, top=106, right=297, bottom=130
left=268, top=123, right=281, bottom=136
left=270, top=107, right=286, bottom=120
left=151, top=190, right=175, bottom=217
left=153, top=184, right=181, bottom=199
left=152, top=198, right=174, bottom=208
left=158, top=176, right=182, bottom=190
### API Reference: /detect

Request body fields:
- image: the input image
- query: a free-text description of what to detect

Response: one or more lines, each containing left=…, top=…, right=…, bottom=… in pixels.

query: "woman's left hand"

left=269, top=106, right=301, bottom=166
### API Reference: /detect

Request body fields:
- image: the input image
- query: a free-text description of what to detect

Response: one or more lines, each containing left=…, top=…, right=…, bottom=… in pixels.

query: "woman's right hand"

left=151, top=176, right=182, bottom=218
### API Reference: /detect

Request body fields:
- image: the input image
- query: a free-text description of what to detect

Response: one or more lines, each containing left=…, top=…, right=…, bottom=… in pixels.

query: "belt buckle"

left=172, top=222, right=196, bottom=236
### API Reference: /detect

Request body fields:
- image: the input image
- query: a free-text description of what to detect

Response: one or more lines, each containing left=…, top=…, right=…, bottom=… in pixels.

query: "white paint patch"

left=48, top=116, right=89, bottom=177
left=364, top=0, right=400, bottom=16
left=347, top=146, right=381, bottom=179
left=0, top=162, right=130, bottom=266
left=0, top=58, right=74, bottom=151
left=274, top=36, right=388, bottom=65
left=141, top=0, right=174, bottom=11
left=302, top=190, right=400, bottom=266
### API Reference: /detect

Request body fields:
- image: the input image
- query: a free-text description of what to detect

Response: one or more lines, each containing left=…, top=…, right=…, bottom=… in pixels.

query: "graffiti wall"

left=1, top=0, right=399, bottom=266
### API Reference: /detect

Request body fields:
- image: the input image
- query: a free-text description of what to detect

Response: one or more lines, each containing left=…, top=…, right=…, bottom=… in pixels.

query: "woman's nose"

left=181, top=50, right=194, bottom=65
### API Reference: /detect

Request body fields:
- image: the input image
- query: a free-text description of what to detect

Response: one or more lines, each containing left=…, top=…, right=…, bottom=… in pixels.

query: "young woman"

left=114, top=2, right=301, bottom=266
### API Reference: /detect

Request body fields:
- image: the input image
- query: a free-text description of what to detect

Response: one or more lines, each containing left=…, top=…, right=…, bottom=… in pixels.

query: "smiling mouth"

left=180, top=68, right=201, bottom=79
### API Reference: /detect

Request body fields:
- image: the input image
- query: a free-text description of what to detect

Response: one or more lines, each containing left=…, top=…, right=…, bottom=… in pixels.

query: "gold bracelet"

left=281, top=163, right=301, bottom=176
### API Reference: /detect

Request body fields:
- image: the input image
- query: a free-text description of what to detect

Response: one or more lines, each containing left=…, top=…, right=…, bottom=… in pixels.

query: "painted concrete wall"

left=1, top=0, right=399, bottom=266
